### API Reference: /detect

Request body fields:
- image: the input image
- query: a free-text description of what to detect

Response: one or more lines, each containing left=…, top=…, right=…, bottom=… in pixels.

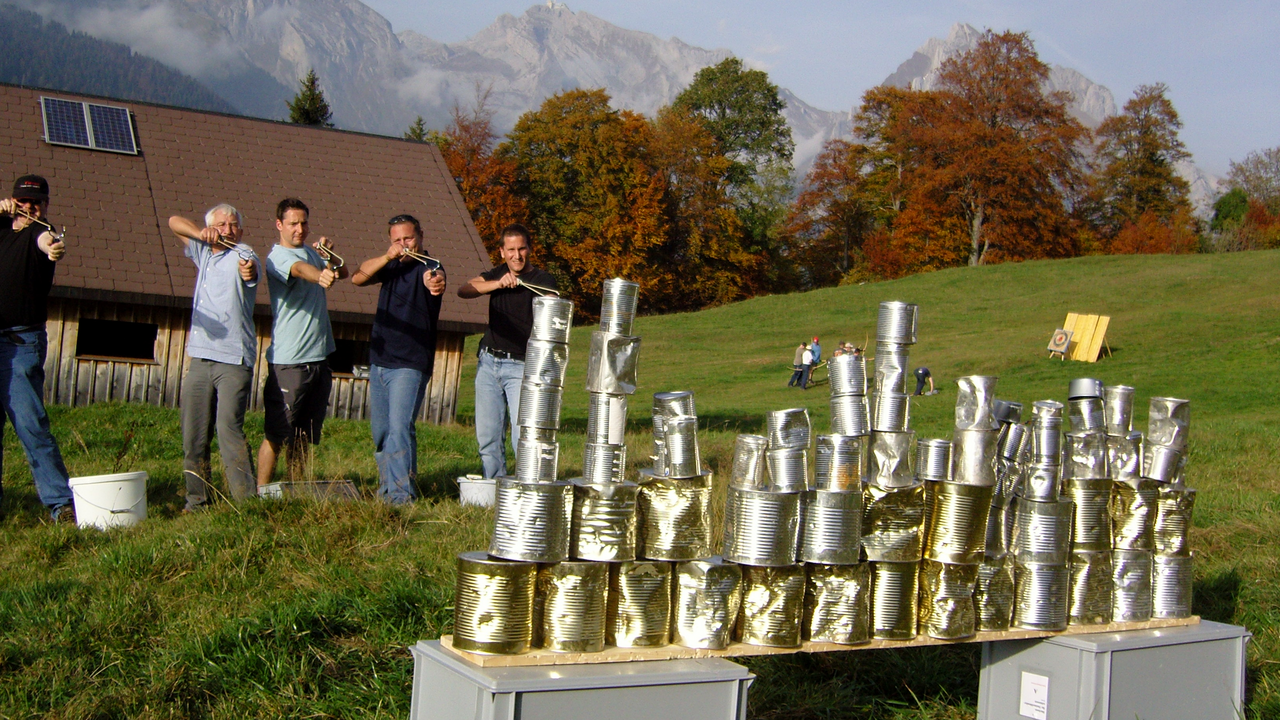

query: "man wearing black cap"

left=0, top=175, right=75, bottom=521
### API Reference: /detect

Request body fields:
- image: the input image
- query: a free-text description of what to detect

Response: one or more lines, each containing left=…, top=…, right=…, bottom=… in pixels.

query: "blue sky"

left=361, top=0, right=1279, bottom=176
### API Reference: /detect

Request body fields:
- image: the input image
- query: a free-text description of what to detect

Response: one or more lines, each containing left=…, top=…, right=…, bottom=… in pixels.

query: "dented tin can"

left=955, top=375, right=999, bottom=431
left=570, top=478, right=638, bottom=561
left=766, top=447, right=810, bottom=493
left=873, top=342, right=911, bottom=395
left=1032, top=399, right=1065, bottom=421
left=871, top=392, right=911, bottom=432
left=530, top=296, right=574, bottom=344
left=925, top=481, right=994, bottom=565
left=1029, top=415, right=1063, bottom=464
left=862, top=481, right=926, bottom=562
left=652, top=390, right=696, bottom=422
left=1108, top=431, right=1145, bottom=488
left=1012, top=496, right=1074, bottom=565
left=1104, top=385, right=1135, bottom=436
left=919, top=559, right=979, bottom=640
left=730, top=433, right=770, bottom=490
left=723, top=486, right=802, bottom=567
left=1142, top=443, right=1185, bottom=483
left=1154, top=486, right=1196, bottom=557
left=993, top=399, right=1023, bottom=425
left=869, top=430, right=917, bottom=489
left=951, top=429, right=998, bottom=487
left=1068, top=550, right=1113, bottom=626
left=664, top=414, right=701, bottom=479
left=876, top=301, right=919, bottom=344
left=599, top=278, right=640, bottom=336
left=1022, top=460, right=1062, bottom=502
left=586, top=393, right=628, bottom=445
left=1013, top=560, right=1069, bottom=631
left=1147, top=397, right=1191, bottom=451
left=582, top=442, right=627, bottom=485
left=1111, top=480, right=1159, bottom=551
left=800, top=489, right=864, bottom=564
left=536, top=560, right=608, bottom=652
left=637, top=471, right=713, bottom=561
left=871, top=561, right=920, bottom=640
left=1112, top=549, right=1154, bottom=622
left=738, top=563, right=806, bottom=647
left=975, top=555, right=1016, bottom=631
left=767, top=408, right=812, bottom=450
left=1153, top=553, right=1194, bottom=619
left=585, top=331, right=641, bottom=395
left=916, top=438, right=952, bottom=482
left=489, top=479, right=573, bottom=563
left=672, top=557, right=743, bottom=650
left=523, top=339, right=570, bottom=388
left=517, top=381, right=563, bottom=430
left=453, top=551, right=536, bottom=655
left=998, top=423, right=1030, bottom=462
left=804, top=562, right=872, bottom=645
left=607, top=560, right=671, bottom=647
left=984, top=495, right=1016, bottom=560
left=514, top=438, right=560, bottom=483
left=828, top=354, right=869, bottom=396
left=1063, top=431, right=1110, bottom=480
left=1065, top=478, right=1113, bottom=552
left=815, top=434, right=868, bottom=492
left=830, top=393, right=871, bottom=437
left=1068, top=398, right=1107, bottom=434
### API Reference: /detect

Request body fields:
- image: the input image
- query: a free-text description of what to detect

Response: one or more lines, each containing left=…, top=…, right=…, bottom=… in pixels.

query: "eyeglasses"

left=388, top=214, right=418, bottom=226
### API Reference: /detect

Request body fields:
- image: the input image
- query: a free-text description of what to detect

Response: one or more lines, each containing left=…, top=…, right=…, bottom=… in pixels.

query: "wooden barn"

left=0, top=83, right=492, bottom=423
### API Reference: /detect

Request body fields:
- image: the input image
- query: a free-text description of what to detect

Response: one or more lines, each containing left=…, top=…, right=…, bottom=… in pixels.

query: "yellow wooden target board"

left=1058, top=313, right=1112, bottom=363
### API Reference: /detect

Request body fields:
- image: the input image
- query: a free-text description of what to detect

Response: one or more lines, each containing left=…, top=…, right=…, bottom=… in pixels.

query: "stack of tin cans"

left=1064, top=380, right=1115, bottom=626
left=972, top=399, right=1023, bottom=630
left=1009, top=397, right=1073, bottom=631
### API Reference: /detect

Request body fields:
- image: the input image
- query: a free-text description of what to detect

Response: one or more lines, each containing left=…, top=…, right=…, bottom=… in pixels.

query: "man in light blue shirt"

left=258, top=198, right=346, bottom=486
left=169, top=204, right=259, bottom=511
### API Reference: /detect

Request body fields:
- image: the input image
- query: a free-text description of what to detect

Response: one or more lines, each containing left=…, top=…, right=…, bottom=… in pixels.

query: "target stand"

left=1048, top=328, right=1073, bottom=361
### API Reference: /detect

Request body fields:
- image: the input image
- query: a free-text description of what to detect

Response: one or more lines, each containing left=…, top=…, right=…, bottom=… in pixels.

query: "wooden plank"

left=331, top=377, right=348, bottom=420
left=438, top=616, right=1202, bottom=668
left=351, top=378, right=368, bottom=421
left=1070, top=314, right=1099, bottom=362
left=129, top=364, right=148, bottom=404
left=93, top=361, right=111, bottom=403
left=44, top=300, right=64, bottom=403
left=58, top=304, right=80, bottom=406
left=75, top=360, right=92, bottom=407
left=111, top=361, right=130, bottom=401
left=1085, top=315, right=1110, bottom=363
left=443, top=334, right=464, bottom=424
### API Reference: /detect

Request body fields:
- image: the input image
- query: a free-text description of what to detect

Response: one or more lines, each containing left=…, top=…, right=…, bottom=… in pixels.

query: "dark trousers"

left=788, top=366, right=804, bottom=386
left=181, top=358, right=255, bottom=509
left=800, top=363, right=813, bottom=389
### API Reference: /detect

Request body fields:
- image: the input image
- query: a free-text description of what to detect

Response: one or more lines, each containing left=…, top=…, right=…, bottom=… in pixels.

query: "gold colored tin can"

left=737, top=564, right=806, bottom=647
left=862, top=482, right=925, bottom=562
left=1154, top=486, right=1196, bottom=557
left=1112, top=548, right=1153, bottom=622
left=570, top=478, right=638, bottom=561
left=871, top=561, right=919, bottom=640
left=453, top=551, right=536, bottom=655
left=672, top=558, right=742, bottom=649
left=1110, top=480, right=1158, bottom=551
left=1068, top=550, right=1113, bottom=626
left=637, top=471, right=712, bottom=561
left=536, top=561, right=608, bottom=652
left=488, top=479, right=573, bottom=563
left=925, top=481, right=994, bottom=565
left=804, top=562, right=872, bottom=645
left=919, top=560, right=978, bottom=640
left=723, top=486, right=802, bottom=567
left=1065, top=478, right=1113, bottom=552
left=975, top=555, right=1015, bottom=631
left=1153, top=552, right=1194, bottom=619
left=607, top=560, right=672, bottom=648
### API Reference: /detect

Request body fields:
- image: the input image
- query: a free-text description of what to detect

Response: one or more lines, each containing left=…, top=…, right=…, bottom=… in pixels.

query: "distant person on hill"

left=800, top=343, right=815, bottom=390
left=787, top=342, right=806, bottom=387
left=810, top=336, right=822, bottom=365
left=168, top=204, right=260, bottom=512
left=914, top=366, right=934, bottom=396
left=350, top=214, right=446, bottom=505
left=0, top=175, right=74, bottom=521
left=258, top=198, right=348, bottom=488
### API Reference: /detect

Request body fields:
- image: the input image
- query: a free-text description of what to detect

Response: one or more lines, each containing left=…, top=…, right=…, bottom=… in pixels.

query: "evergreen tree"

left=287, top=69, right=334, bottom=127
left=404, top=116, right=428, bottom=142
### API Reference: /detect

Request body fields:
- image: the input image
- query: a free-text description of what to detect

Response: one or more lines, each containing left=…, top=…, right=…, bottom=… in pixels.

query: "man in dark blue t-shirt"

left=351, top=214, right=446, bottom=503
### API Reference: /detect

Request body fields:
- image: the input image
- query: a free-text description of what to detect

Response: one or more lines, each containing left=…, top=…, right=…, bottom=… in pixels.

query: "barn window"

left=329, top=339, right=370, bottom=376
left=76, top=319, right=158, bottom=362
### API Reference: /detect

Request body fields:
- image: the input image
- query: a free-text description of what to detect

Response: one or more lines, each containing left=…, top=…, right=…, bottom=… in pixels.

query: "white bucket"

left=457, top=475, right=496, bottom=507
left=68, top=471, right=148, bottom=530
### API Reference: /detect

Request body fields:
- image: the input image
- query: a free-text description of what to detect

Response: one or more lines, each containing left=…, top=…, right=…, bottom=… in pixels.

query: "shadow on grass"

left=1194, top=568, right=1258, bottom=716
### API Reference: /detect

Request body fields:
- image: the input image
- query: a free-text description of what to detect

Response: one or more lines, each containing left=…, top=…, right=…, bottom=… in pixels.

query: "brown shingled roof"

left=0, top=83, right=492, bottom=333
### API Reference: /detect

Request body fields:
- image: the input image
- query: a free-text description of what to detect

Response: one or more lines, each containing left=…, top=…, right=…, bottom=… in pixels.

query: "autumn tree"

left=1225, top=146, right=1280, bottom=214
left=783, top=139, right=880, bottom=286
left=287, top=69, right=333, bottom=127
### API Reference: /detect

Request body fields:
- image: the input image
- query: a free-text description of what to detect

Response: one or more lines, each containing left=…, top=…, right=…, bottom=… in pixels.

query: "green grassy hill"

left=2, top=251, right=1277, bottom=718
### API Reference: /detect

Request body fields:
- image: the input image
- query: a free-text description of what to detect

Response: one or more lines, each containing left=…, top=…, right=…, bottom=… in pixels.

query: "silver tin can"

left=984, top=495, right=1015, bottom=560
left=1104, top=385, right=1135, bottom=436
left=998, top=423, right=1030, bottom=461
left=1063, top=431, right=1110, bottom=481
left=1022, top=460, right=1062, bottom=502
left=664, top=414, right=702, bottom=479
left=873, top=342, right=911, bottom=395
left=672, top=558, right=742, bottom=650
left=637, top=472, right=713, bottom=561
left=995, top=458, right=1024, bottom=498
left=738, top=564, right=806, bottom=647
left=828, top=354, right=869, bottom=396
left=523, top=339, right=570, bottom=388
left=766, top=447, right=810, bottom=493
left=804, top=562, right=872, bottom=645
left=723, top=486, right=802, bottom=567
left=607, top=560, right=671, bottom=647
left=586, top=393, right=628, bottom=445
left=1147, top=397, right=1191, bottom=451
left=1154, top=486, right=1196, bottom=557
left=536, top=560, right=608, bottom=653
left=766, top=407, right=811, bottom=450
left=1013, top=560, right=1069, bottom=631
left=876, top=301, right=919, bottom=344
left=1068, top=397, right=1107, bottom=434
left=1065, top=478, right=1113, bottom=552
left=523, top=426, right=557, bottom=444
left=1109, top=431, right=1145, bottom=488
left=815, top=434, right=868, bottom=491
left=1011, top=496, right=1074, bottom=565
left=1068, top=550, right=1113, bottom=626
left=514, top=439, right=560, bottom=483
left=955, top=375, right=999, bottom=431
left=975, top=555, right=1016, bottom=631
left=489, top=479, right=573, bottom=563
left=993, top=399, right=1023, bottom=425
left=652, top=390, right=696, bottom=421
left=800, top=489, right=864, bottom=564
left=730, top=433, right=770, bottom=490
left=530, top=296, right=574, bottom=344
left=871, top=392, right=911, bottom=433
left=951, top=429, right=998, bottom=487
left=1142, top=443, right=1185, bottom=483
left=862, top=481, right=926, bottom=562
left=1112, top=549, right=1154, bottom=622
left=582, top=442, right=627, bottom=485
left=570, top=478, right=638, bottom=561
left=830, top=392, right=871, bottom=436
left=1152, top=553, right=1194, bottom=619
left=925, top=481, right=995, bottom=565
left=599, top=278, right=640, bottom=336
left=1029, top=416, right=1063, bottom=464
left=871, top=561, right=919, bottom=640
left=919, top=560, right=979, bottom=640
left=869, top=430, right=917, bottom=489
left=585, top=331, right=641, bottom=395
left=1067, top=377, right=1104, bottom=400
left=916, top=438, right=952, bottom=482
left=516, top=381, right=563, bottom=430
left=1031, top=399, right=1065, bottom=420
left=454, top=551, right=536, bottom=655
left=1111, top=480, right=1159, bottom=550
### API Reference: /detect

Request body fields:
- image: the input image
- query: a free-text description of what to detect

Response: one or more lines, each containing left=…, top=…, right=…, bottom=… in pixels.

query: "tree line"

left=290, top=30, right=1280, bottom=319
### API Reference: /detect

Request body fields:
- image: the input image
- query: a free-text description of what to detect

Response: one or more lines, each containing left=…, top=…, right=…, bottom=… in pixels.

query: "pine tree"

left=404, top=116, right=428, bottom=142
left=287, top=69, right=334, bottom=127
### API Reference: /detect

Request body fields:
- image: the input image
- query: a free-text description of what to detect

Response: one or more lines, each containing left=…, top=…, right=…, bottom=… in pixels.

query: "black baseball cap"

left=13, top=175, right=49, bottom=203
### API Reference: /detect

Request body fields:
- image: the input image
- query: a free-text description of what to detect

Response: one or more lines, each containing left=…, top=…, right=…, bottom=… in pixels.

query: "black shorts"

left=263, top=361, right=332, bottom=445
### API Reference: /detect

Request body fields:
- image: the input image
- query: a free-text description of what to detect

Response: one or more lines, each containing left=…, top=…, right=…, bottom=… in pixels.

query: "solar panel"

left=42, top=97, right=90, bottom=148
left=87, top=103, right=137, bottom=154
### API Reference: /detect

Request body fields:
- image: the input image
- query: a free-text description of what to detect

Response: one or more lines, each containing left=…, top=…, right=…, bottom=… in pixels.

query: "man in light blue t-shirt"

left=257, top=197, right=347, bottom=486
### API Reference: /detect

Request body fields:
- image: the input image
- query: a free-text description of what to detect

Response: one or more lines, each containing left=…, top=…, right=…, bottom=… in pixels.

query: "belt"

left=480, top=347, right=524, bottom=361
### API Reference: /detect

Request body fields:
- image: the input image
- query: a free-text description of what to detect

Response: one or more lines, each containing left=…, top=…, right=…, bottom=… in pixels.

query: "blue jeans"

left=474, top=351, right=523, bottom=478
left=0, top=328, right=73, bottom=513
left=368, top=364, right=428, bottom=504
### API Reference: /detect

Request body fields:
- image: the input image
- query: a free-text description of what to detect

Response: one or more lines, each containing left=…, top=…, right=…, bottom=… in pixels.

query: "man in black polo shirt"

left=351, top=214, right=446, bottom=503
left=458, top=224, right=558, bottom=478
left=0, top=175, right=75, bottom=520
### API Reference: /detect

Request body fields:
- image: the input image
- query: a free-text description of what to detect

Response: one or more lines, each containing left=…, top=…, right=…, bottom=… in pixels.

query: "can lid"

left=1068, top=378, right=1105, bottom=399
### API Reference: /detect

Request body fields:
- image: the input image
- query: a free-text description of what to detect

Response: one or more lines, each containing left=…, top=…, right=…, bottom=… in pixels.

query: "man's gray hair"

left=204, top=203, right=243, bottom=227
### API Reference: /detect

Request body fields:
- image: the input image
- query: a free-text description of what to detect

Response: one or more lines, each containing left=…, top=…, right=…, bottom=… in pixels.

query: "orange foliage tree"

left=783, top=139, right=880, bottom=286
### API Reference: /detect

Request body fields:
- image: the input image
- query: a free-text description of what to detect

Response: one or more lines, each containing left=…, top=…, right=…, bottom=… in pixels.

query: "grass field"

left=2, top=250, right=1278, bottom=718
